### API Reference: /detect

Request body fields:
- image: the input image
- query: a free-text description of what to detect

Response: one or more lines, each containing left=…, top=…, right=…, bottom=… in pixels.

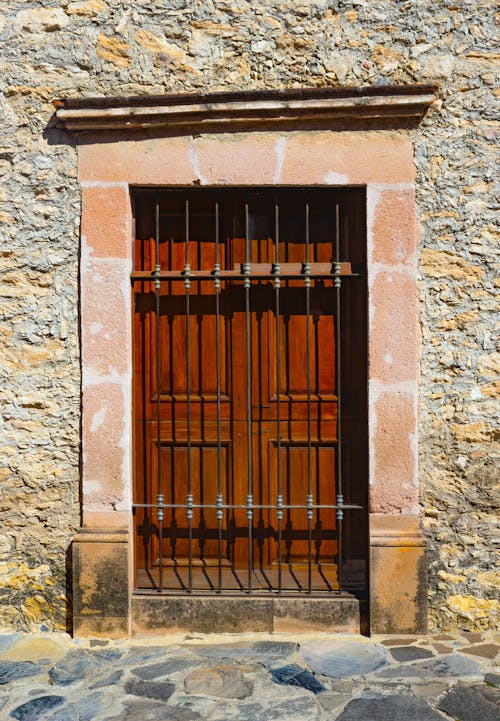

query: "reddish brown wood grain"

left=132, top=189, right=368, bottom=593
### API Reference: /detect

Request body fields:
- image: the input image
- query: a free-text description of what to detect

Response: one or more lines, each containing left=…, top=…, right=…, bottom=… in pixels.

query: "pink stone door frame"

left=73, top=129, right=425, bottom=636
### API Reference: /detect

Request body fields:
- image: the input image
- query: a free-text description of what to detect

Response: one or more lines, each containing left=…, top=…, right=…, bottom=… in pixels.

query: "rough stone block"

left=73, top=531, right=130, bottom=638
left=132, top=596, right=273, bottom=634
left=273, top=596, right=360, bottom=633
left=370, top=543, right=427, bottom=634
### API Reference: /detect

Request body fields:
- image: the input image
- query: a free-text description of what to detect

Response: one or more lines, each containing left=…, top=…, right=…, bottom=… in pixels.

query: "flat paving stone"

left=237, top=696, right=321, bottom=721
left=131, top=656, right=199, bottom=680
left=89, top=669, right=123, bottom=689
left=104, top=700, right=202, bottom=720
left=173, top=695, right=219, bottom=716
left=380, top=638, right=418, bottom=646
left=10, top=695, right=65, bottom=721
left=485, top=672, right=500, bottom=687
left=0, top=632, right=498, bottom=721
left=432, top=642, right=453, bottom=654
left=389, top=646, right=435, bottom=662
left=88, top=648, right=124, bottom=662
left=48, top=650, right=93, bottom=686
left=460, top=643, right=499, bottom=659
left=438, top=682, right=500, bottom=721
left=120, top=647, right=172, bottom=665
left=124, top=678, right=176, bottom=702
left=300, top=640, right=387, bottom=678
left=46, top=691, right=104, bottom=721
left=336, top=695, right=443, bottom=721
left=184, top=665, right=253, bottom=699
left=0, top=635, right=19, bottom=654
left=188, top=641, right=296, bottom=665
left=462, top=632, right=484, bottom=643
left=411, top=681, right=450, bottom=699
left=270, top=664, right=324, bottom=694
left=317, top=690, right=351, bottom=714
left=376, top=653, right=482, bottom=680
left=0, top=662, right=42, bottom=685
left=2, top=636, right=68, bottom=664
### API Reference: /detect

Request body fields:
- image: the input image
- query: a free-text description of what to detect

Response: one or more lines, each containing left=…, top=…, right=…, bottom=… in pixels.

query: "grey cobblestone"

left=0, top=632, right=498, bottom=720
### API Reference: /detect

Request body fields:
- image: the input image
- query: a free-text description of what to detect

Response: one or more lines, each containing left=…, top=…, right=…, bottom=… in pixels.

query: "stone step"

left=131, top=594, right=362, bottom=635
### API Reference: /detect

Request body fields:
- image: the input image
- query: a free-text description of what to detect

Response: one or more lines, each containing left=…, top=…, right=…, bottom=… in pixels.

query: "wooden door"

left=132, top=189, right=367, bottom=593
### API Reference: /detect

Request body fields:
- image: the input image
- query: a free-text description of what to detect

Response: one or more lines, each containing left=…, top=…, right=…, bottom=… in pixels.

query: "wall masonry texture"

left=0, top=1, right=497, bottom=631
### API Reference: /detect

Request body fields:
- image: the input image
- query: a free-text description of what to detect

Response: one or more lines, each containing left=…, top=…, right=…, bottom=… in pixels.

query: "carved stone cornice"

left=55, top=85, right=437, bottom=133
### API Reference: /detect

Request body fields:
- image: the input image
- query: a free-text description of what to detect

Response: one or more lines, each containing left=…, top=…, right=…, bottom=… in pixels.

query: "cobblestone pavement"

left=0, top=631, right=498, bottom=720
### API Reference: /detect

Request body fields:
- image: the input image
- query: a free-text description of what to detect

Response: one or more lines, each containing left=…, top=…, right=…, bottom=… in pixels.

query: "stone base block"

left=370, top=514, right=427, bottom=634
left=73, top=529, right=130, bottom=638
left=131, top=595, right=360, bottom=635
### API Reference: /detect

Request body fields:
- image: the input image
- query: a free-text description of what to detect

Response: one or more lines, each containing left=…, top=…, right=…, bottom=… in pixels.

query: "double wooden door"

left=133, top=189, right=367, bottom=593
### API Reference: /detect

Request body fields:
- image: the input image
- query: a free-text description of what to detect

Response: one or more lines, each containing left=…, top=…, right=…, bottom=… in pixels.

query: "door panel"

left=133, top=189, right=368, bottom=593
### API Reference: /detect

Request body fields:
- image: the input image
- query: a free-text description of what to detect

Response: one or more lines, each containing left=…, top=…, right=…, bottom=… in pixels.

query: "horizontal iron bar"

left=131, top=262, right=354, bottom=283
left=134, top=584, right=352, bottom=600
left=133, top=503, right=364, bottom=510
left=131, top=274, right=359, bottom=283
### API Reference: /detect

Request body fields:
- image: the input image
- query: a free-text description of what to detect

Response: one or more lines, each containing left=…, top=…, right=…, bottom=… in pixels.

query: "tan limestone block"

left=82, top=510, right=131, bottom=531
left=66, top=0, right=106, bottom=16
left=78, top=137, right=195, bottom=184
left=191, top=133, right=284, bottom=185
left=81, top=258, right=131, bottom=377
left=81, top=185, right=130, bottom=259
left=371, top=188, right=417, bottom=266
left=370, top=391, right=418, bottom=513
left=281, top=132, right=415, bottom=185
left=421, top=248, right=484, bottom=282
left=370, top=271, right=419, bottom=384
left=73, top=534, right=130, bottom=637
left=370, top=543, right=427, bottom=633
left=96, top=34, right=130, bottom=68
left=82, top=382, right=129, bottom=508
left=370, top=512, right=422, bottom=540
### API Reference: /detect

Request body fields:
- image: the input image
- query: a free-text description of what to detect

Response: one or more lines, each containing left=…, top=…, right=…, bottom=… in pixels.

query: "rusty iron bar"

left=274, top=203, right=282, bottom=594
left=135, top=502, right=363, bottom=511
left=334, top=203, right=344, bottom=593
left=153, top=196, right=164, bottom=592
left=244, top=204, right=253, bottom=594
left=184, top=199, right=194, bottom=594
left=130, top=262, right=354, bottom=283
left=214, top=201, right=223, bottom=594
left=305, top=203, right=313, bottom=595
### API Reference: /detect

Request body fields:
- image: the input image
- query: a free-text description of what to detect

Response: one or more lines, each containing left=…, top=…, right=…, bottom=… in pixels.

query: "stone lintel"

left=55, top=85, right=437, bottom=132
left=131, top=595, right=360, bottom=635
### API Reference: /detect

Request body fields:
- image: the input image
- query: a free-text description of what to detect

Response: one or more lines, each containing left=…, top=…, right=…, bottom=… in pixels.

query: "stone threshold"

left=54, top=84, right=437, bottom=132
left=131, top=594, right=362, bottom=636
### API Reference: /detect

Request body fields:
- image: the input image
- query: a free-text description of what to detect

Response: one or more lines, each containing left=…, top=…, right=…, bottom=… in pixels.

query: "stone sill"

left=55, top=85, right=437, bottom=133
left=131, top=594, right=363, bottom=635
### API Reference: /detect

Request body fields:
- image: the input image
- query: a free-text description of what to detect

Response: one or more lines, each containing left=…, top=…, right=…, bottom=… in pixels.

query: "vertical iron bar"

left=274, top=204, right=282, bottom=594
left=305, top=204, right=313, bottom=594
left=154, top=197, right=164, bottom=592
left=185, top=199, right=193, bottom=593
left=214, top=202, right=223, bottom=594
left=334, top=203, right=343, bottom=593
left=244, top=204, right=253, bottom=593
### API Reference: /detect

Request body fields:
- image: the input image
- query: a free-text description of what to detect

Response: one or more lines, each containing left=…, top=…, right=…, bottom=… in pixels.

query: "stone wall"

left=0, top=0, right=497, bottom=631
